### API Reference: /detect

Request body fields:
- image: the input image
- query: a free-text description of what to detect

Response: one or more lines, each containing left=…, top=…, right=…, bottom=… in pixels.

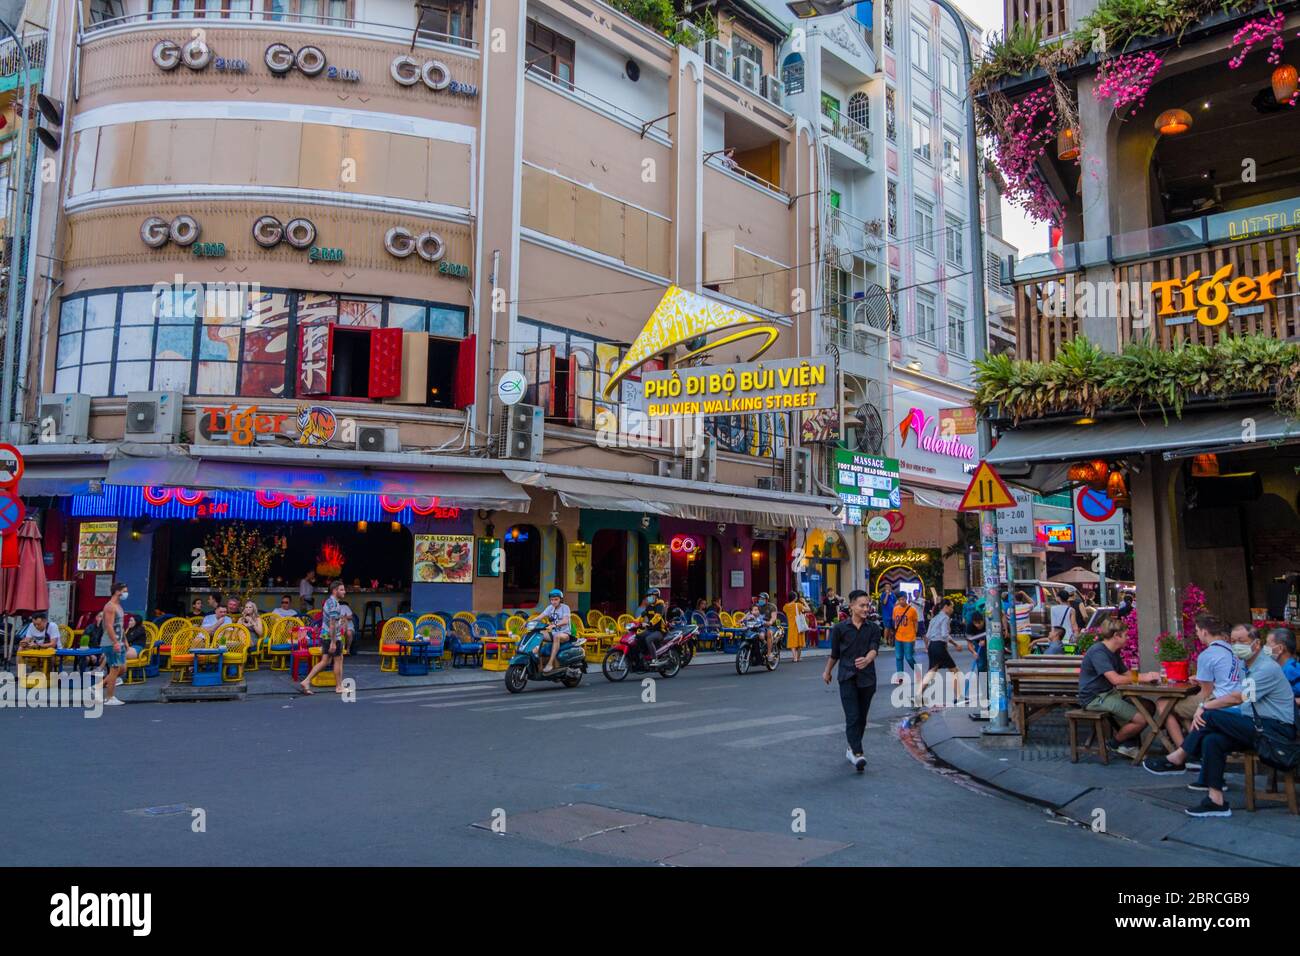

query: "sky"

left=952, top=0, right=1051, bottom=257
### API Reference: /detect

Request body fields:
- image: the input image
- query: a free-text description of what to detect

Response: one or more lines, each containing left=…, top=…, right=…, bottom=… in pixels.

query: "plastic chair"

left=448, top=619, right=483, bottom=668
left=505, top=615, right=526, bottom=637
left=266, top=617, right=298, bottom=671
left=157, top=618, right=192, bottom=671
left=380, top=617, right=413, bottom=673
left=291, top=637, right=315, bottom=682
left=170, top=630, right=206, bottom=685
left=617, top=614, right=635, bottom=631
left=214, top=623, right=251, bottom=682
left=415, top=619, right=446, bottom=671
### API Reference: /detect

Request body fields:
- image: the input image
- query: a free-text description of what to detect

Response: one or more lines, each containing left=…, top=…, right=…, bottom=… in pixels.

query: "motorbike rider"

left=539, top=588, right=572, bottom=674
left=638, top=587, right=668, bottom=663
left=757, top=592, right=780, bottom=663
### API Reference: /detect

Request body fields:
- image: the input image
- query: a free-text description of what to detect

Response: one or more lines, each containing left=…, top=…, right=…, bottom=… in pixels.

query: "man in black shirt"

left=823, top=589, right=881, bottom=773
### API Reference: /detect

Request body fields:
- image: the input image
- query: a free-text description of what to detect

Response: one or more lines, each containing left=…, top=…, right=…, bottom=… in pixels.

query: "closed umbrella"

left=2, top=518, right=48, bottom=660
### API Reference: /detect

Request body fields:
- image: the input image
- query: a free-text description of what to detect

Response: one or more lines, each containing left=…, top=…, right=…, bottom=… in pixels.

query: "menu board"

left=412, top=534, right=474, bottom=584
left=77, top=521, right=119, bottom=572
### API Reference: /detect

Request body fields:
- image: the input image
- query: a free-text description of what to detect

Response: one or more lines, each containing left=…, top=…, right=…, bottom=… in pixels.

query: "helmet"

left=548, top=588, right=563, bottom=598
left=759, top=592, right=769, bottom=601
left=646, top=588, right=661, bottom=598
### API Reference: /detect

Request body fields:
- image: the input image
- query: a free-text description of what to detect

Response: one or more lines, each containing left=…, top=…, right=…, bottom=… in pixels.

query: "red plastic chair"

left=290, top=636, right=315, bottom=682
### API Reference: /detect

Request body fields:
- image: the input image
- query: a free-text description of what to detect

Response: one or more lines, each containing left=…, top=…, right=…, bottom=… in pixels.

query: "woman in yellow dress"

left=783, top=591, right=811, bottom=663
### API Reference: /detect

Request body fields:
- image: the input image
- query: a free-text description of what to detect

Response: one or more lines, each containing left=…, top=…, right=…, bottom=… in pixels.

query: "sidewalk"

left=112, top=646, right=832, bottom=704
left=920, top=705, right=1300, bottom=866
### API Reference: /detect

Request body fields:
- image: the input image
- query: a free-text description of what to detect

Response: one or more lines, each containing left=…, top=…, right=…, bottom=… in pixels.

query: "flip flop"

left=297, top=682, right=314, bottom=695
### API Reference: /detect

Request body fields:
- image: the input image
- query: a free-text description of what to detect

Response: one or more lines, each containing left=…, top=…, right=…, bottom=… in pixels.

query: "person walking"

left=299, top=580, right=346, bottom=695
left=879, top=582, right=897, bottom=648
left=783, top=590, right=810, bottom=663
left=100, top=582, right=129, bottom=707
left=823, top=589, right=881, bottom=774
left=891, top=593, right=919, bottom=684
left=918, top=598, right=961, bottom=703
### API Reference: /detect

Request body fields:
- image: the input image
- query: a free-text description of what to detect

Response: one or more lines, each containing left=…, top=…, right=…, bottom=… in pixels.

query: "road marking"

left=649, top=715, right=810, bottom=738
left=470, top=695, right=586, bottom=712
left=414, top=693, right=582, bottom=709
left=586, top=707, right=739, bottom=730
left=526, top=701, right=686, bottom=721
left=362, top=685, right=502, bottom=702
left=724, top=724, right=870, bottom=748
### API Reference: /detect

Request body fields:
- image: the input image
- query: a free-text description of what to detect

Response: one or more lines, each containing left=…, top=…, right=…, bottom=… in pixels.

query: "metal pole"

left=1095, top=547, right=1107, bottom=608
left=0, top=19, right=31, bottom=428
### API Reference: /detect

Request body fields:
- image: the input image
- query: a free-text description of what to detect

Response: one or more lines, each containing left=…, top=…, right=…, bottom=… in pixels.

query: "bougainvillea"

left=1095, top=50, right=1164, bottom=116
left=1228, top=12, right=1286, bottom=68
left=1119, top=582, right=1206, bottom=670
left=990, top=86, right=1065, bottom=224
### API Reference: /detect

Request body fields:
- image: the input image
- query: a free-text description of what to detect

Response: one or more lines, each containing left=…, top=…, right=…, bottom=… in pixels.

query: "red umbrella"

left=2, top=517, right=48, bottom=616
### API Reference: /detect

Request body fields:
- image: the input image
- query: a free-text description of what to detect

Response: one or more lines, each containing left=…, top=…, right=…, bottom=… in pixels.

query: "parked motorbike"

left=504, top=618, right=587, bottom=693
left=602, top=620, right=690, bottom=681
left=735, top=623, right=784, bottom=675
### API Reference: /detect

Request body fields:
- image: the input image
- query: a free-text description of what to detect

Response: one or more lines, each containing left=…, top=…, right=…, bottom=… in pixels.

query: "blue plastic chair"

left=448, top=619, right=483, bottom=668
left=697, top=611, right=720, bottom=651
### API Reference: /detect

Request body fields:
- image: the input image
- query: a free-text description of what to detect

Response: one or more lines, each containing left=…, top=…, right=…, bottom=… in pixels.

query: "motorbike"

left=504, top=618, right=588, bottom=693
left=672, top=619, right=701, bottom=667
left=601, top=619, right=692, bottom=681
left=735, top=622, right=784, bottom=675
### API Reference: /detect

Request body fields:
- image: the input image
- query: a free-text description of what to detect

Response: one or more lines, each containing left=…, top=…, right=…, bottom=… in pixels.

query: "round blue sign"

left=1076, top=487, right=1117, bottom=522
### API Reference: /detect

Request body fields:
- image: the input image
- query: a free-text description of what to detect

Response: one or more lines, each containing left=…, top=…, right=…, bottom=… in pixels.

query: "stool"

left=362, top=601, right=384, bottom=640
left=1243, top=752, right=1299, bottom=814
left=291, top=647, right=316, bottom=682
left=1066, top=709, right=1110, bottom=765
left=310, top=669, right=337, bottom=687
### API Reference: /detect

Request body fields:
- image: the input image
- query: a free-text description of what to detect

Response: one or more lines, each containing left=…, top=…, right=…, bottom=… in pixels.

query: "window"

left=945, top=216, right=964, bottom=266
left=948, top=302, right=967, bottom=357
left=915, top=198, right=935, bottom=255
left=0, top=158, right=9, bottom=222
left=89, top=0, right=125, bottom=22
left=910, top=22, right=931, bottom=75
left=885, top=87, right=896, bottom=143
left=820, top=92, right=840, bottom=120
left=911, top=109, right=931, bottom=163
left=828, top=189, right=842, bottom=209
left=731, top=35, right=764, bottom=73
left=887, top=181, right=898, bottom=238
left=848, top=91, right=870, bottom=129
left=888, top=272, right=902, bottom=333
left=781, top=53, right=805, bottom=95
left=416, top=0, right=472, bottom=43
left=941, top=44, right=961, bottom=94
left=883, top=0, right=894, bottom=49
left=916, top=290, right=937, bottom=345
left=942, top=128, right=962, bottom=182
left=526, top=18, right=575, bottom=86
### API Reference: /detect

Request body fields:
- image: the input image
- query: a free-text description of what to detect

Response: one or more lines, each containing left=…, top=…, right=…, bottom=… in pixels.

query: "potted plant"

left=1073, top=628, right=1099, bottom=656
left=1156, top=632, right=1190, bottom=682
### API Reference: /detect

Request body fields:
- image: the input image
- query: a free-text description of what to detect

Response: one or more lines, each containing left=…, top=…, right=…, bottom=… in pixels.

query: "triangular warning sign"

left=958, top=460, right=1018, bottom=511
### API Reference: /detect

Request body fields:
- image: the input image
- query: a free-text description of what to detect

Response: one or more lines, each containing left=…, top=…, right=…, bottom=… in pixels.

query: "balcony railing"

left=1004, top=0, right=1070, bottom=42
left=705, top=153, right=784, bottom=199
left=0, top=29, right=47, bottom=75
left=827, top=207, right=885, bottom=267
left=820, top=103, right=872, bottom=158
left=82, top=11, right=477, bottom=49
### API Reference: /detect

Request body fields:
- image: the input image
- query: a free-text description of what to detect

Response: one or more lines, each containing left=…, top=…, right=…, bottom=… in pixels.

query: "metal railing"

left=820, top=102, right=872, bottom=158
left=82, top=10, right=477, bottom=49
left=525, top=64, right=671, bottom=141
left=0, top=29, right=47, bottom=75
left=1004, top=0, right=1070, bottom=42
left=704, top=153, right=785, bottom=198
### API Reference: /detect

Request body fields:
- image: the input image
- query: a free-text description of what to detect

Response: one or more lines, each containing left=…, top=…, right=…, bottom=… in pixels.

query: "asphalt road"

left=1, top=652, right=1234, bottom=866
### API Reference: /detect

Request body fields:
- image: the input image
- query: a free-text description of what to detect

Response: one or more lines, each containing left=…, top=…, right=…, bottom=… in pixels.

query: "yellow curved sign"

left=603, top=285, right=779, bottom=398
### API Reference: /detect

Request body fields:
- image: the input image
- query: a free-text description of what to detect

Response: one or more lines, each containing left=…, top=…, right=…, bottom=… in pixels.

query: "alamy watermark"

left=1, top=670, right=107, bottom=718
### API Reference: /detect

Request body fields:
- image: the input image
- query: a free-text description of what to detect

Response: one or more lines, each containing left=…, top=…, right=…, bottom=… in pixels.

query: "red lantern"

left=1106, top=470, right=1129, bottom=504
left=1067, top=462, right=1095, bottom=484
left=1273, top=64, right=1298, bottom=103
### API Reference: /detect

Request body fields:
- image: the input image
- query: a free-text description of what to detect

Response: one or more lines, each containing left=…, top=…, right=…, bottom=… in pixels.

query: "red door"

left=298, top=324, right=333, bottom=396
left=368, top=327, right=405, bottom=399
left=453, top=334, right=476, bottom=409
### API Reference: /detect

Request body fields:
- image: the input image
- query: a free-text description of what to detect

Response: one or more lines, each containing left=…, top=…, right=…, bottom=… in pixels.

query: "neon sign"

left=898, top=407, right=975, bottom=462
left=670, top=535, right=700, bottom=554
left=380, top=495, right=457, bottom=517
left=70, top=486, right=463, bottom=524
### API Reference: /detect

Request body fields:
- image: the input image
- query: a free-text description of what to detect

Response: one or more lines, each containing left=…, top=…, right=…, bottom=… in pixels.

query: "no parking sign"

left=1073, top=488, right=1124, bottom=552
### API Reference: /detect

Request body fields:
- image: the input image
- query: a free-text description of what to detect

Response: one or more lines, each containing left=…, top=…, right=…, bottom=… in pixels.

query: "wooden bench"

left=1243, top=752, right=1298, bottom=815
left=1007, top=656, right=1083, bottom=744
left=1066, top=709, right=1113, bottom=764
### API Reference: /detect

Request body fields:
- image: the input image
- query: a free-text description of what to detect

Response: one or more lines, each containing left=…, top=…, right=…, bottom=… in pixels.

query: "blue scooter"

left=504, top=618, right=588, bottom=693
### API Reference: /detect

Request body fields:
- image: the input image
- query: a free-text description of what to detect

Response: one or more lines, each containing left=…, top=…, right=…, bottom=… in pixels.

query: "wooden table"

left=1119, top=682, right=1197, bottom=762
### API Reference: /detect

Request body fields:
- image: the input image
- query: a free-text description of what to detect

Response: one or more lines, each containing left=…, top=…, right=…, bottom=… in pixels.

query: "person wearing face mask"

left=1168, top=615, right=1244, bottom=771
left=1265, top=628, right=1300, bottom=703
left=1144, top=623, right=1297, bottom=817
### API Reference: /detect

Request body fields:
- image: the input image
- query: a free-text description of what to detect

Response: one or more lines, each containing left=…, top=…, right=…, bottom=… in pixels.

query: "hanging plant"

left=1095, top=50, right=1164, bottom=116
left=1227, top=12, right=1286, bottom=69
left=988, top=86, right=1067, bottom=224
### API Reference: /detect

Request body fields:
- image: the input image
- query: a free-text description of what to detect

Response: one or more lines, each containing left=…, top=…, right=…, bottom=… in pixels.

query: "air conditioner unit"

left=784, top=447, right=812, bottom=495
left=37, top=393, right=91, bottom=443
left=704, top=39, right=730, bottom=74
left=498, top=402, right=544, bottom=461
left=655, top=459, right=679, bottom=479
left=756, top=475, right=781, bottom=491
left=733, top=55, right=760, bottom=93
left=676, top=19, right=705, bottom=54
left=356, top=425, right=399, bottom=454
left=124, top=391, right=182, bottom=443
left=685, top=435, right=716, bottom=484
left=761, top=74, right=783, bottom=106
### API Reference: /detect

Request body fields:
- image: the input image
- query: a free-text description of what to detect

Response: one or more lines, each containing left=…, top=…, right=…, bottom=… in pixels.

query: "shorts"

left=321, top=640, right=344, bottom=660
left=1174, top=694, right=1203, bottom=720
left=1085, top=689, right=1137, bottom=724
left=102, top=644, right=126, bottom=668
left=927, top=640, right=957, bottom=670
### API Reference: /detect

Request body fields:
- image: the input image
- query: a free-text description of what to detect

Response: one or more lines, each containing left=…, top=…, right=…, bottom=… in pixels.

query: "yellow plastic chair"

left=265, top=617, right=297, bottom=671
left=310, top=645, right=337, bottom=687
left=214, top=623, right=250, bottom=682
left=170, top=630, right=205, bottom=684
left=505, top=615, right=526, bottom=637
left=617, top=614, right=635, bottom=631
left=16, top=623, right=64, bottom=676
left=380, top=617, right=413, bottom=673
left=123, top=639, right=153, bottom=685
left=188, top=616, right=206, bottom=627
left=157, top=618, right=192, bottom=671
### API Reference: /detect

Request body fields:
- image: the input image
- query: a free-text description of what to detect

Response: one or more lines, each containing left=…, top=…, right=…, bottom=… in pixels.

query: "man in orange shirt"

left=892, top=594, right=919, bottom=685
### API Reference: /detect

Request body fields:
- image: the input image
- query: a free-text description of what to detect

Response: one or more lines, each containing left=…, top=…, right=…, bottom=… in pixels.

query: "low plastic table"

left=397, top=640, right=438, bottom=676
left=191, top=647, right=226, bottom=687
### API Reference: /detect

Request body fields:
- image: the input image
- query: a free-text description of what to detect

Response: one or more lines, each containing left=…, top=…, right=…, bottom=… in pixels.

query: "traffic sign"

left=1073, top=488, right=1125, bottom=552
left=0, top=490, right=25, bottom=534
left=0, top=442, right=23, bottom=489
left=996, top=489, right=1035, bottom=543
left=1076, top=486, right=1118, bottom=522
left=958, top=460, right=1018, bottom=511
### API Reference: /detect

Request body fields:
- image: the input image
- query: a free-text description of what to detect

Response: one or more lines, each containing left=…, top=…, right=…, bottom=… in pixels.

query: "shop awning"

left=17, top=461, right=110, bottom=496
left=103, top=457, right=532, bottom=512
left=509, top=472, right=840, bottom=528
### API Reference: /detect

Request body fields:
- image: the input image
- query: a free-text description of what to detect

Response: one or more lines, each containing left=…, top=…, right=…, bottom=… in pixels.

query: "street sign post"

left=0, top=490, right=25, bottom=535
left=1073, top=487, right=1125, bottom=552
left=0, top=442, right=23, bottom=489
left=959, top=460, right=1018, bottom=734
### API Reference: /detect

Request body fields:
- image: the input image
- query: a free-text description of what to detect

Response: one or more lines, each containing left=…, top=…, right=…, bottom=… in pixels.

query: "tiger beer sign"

left=1152, top=264, right=1287, bottom=327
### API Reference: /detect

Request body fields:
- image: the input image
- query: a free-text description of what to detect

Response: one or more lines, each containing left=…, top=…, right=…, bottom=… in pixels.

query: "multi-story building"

left=979, top=0, right=1300, bottom=659
left=8, top=0, right=841, bottom=628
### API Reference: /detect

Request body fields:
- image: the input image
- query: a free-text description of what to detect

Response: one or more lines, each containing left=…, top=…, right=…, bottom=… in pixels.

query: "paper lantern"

left=1089, top=459, right=1110, bottom=481
left=1273, top=64, right=1298, bottom=103
left=1191, top=453, right=1220, bottom=477
left=1106, top=470, right=1128, bottom=503
left=1155, top=108, right=1192, bottom=135
left=1067, top=462, right=1095, bottom=483
left=1057, top=127, right=1080, bottom=160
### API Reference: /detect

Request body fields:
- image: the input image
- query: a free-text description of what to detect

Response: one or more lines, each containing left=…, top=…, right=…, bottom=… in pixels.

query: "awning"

left=911, top=488, right=963, bottom=511
left=103, top=457, right=531, bottom=512
left=509, top=472, right=840, bottom=528
left=17, top=461, right=109, bottom=496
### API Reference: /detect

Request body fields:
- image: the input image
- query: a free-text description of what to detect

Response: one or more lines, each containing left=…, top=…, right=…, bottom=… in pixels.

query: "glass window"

left=917, top=291, right=936, bottom=344
left=80, top=364, right=112, bottom=397
left=338, top=299, right=382, bottom=327
left=885, top=88, right=896, bottom=143
left=526, top=18, right=576, bottom=86
left=915, top=199, right=935, bottom=255
left=911, top=110, right=931, bottom=163
left=428, top=307, right=467, bottom=339
left=887, top=181, right=898, bottom=238
left=113, top=361, right=152, bottom=396
left=948, top=303, right=967, bottom=356
left=240, top=363, right=286, bottom=397
left=883, top=0, right=894, bottom=49
left=84, top=293, right=118, bottom=329
left=781, top=54, right=804, bottom=96
left=264, top=0, right=287, bottom=19
left=911, top=22, right=931, bottom=74
left=848, top=92, right=869, bottom=129
left=888, top=273, right=902, bottom=333
left=153, top=361, right=192, bottom=392
left=942, top=128, right=962, bottom=182
left=157, top=286, right=199, bottom=323
left=119, top=291, right=157, bottom=325
left=117, top=325, right=156, bottom=361
left=387, top=302, right=427, bottom=331
left=59, top=297, right=85, bottom=333
left=57, top=332, right=82, bottom=369
left=946, top=216, right=964, bottom=266
left=198, top=324, right=240, bottom=361
left=84, top=328, right=116, bottom=360
left=820, top=92, right=840, bottom=119
left=155, top=326, right=195, bottom=361
left=942, top=45, right=961, bottom=94
left=55, top=367, right=79, bottom=392
left=196, top=361, right=238, bottom=395
left=228, top=0, right=252, bottom=19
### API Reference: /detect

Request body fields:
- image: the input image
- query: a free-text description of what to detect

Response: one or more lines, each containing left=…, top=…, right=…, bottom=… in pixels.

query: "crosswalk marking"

left=413, top=693, right=574, bottom=709
left=471, top=695, right=589, bottom=712
left=724, top=724, right=857, bottom=748
left=363, top=685, right=501, bottom=702
left=649, top=715, right=810, bottom=738
left=526, top=701, right=686, bottom=721
left=586, top=707, right=739, bottom=730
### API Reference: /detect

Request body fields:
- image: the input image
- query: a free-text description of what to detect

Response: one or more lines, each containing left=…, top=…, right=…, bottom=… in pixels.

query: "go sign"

left=0, top=443, right=24, bottom=490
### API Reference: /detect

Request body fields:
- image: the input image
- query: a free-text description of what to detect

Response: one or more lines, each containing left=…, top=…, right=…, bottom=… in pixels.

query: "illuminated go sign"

left=670, top=535, right=700, bottom=554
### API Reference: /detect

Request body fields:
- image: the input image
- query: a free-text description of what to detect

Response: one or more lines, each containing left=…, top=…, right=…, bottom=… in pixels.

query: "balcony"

left=1004, top=0, right=1070, bottom=42
left=0, top=28, right=47, bottom=75
left=820, top=102, right=873, bottom=167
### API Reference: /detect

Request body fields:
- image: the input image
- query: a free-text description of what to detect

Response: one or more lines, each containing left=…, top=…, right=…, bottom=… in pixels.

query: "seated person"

left=272, top=595, right=299, bottom=618
left=1145, top=626, right=1296, bottom=817
left=1078, top=618, right=1171, bottom=758
left=1170, top=615, right=1243, bottom=755
left=19, top=611, right=61, bottom=650
left=201, top=605, right=230, bottom=635
left=189, top=597, right=205, bottom=618
left=538, top=588, right=572, bottom=674
left=240, top=601, right=267, bottom=647
left=122, top=615, right=145, bottom=660
left=1265, top=627, right=1300, bottom=702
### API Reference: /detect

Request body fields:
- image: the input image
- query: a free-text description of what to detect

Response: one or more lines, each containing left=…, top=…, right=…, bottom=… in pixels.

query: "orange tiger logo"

left=296, top=404, right=337, bottom=447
